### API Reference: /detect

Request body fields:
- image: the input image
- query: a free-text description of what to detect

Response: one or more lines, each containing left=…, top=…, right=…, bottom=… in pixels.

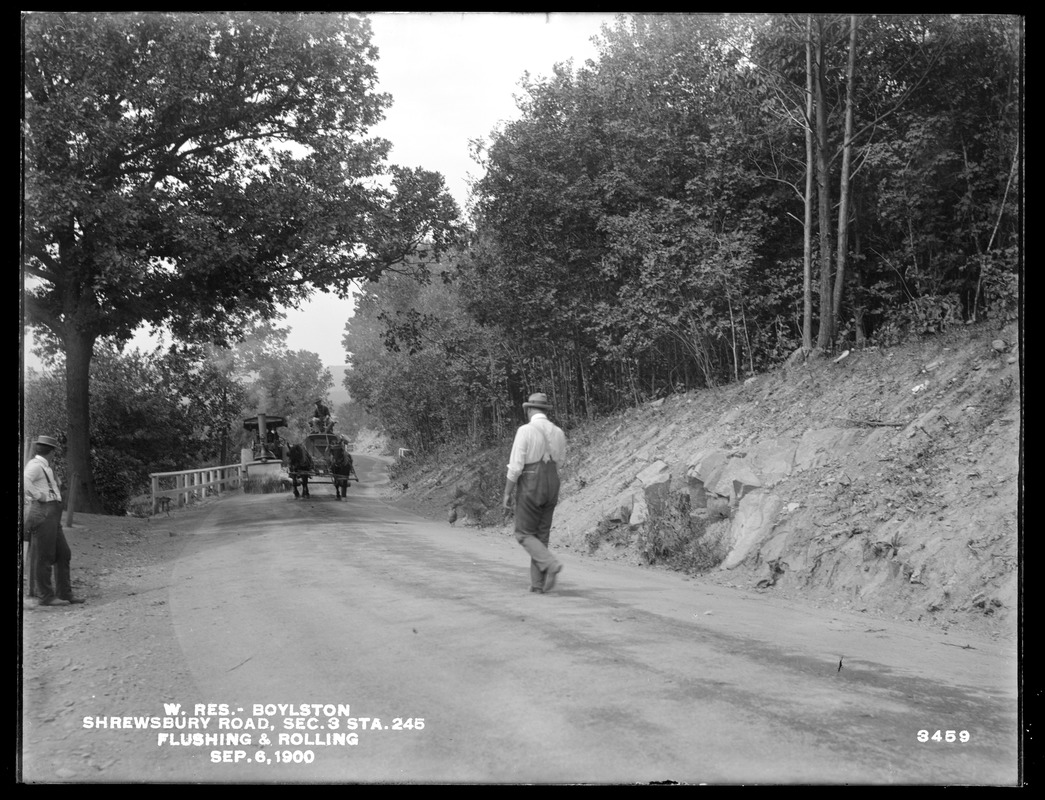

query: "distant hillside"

left=327, top=365, right=351, bottom=406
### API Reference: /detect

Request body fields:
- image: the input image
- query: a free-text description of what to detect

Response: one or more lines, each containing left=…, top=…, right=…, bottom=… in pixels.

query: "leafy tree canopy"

left=24, top=11, right=460, bottom=348
left=22, top=11, right=461, bottom=511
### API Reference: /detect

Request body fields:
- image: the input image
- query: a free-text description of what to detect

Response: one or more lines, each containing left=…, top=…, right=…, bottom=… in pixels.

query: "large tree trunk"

left=64, top=328, right=105, bottom=513
left=832, top=15, right=859, bottom=331
left=802, top=13, right=815, bottom=352
left=814, top=16, right=835, bottom=350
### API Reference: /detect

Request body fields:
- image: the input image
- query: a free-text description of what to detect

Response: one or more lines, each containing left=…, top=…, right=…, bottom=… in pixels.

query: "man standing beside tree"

left=502, top=393, right=567, bottom=594
left=23, top=435, right=84, bottom=608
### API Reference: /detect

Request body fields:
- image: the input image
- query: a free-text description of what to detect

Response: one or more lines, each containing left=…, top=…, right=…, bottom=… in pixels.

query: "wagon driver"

left=312, top=399, right=331, bottom=433
left=23, top=435, right=84, bottom=607
left=502, top=392, right=567, bottom=594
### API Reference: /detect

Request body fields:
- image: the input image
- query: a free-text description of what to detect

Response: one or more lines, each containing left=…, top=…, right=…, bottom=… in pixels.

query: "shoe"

left=62, top=597, right=86, bottom=604
left=36, top=597, right=63, bottom=607
left=542, top=564, right=563, bottom=593
left=529, top=586, right=543, bottom=593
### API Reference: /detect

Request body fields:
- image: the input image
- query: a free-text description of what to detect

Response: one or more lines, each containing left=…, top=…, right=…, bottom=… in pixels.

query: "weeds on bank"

left=636, top=493, right=729, bottom=573
left=126, top=495, right=155, bottom=518
left=583, top=519, right=634, bottom=552
left=243, top=476, right=286, bottom=494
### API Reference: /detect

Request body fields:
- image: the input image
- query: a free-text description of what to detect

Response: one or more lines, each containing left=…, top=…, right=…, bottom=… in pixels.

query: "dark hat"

left=34, top=435, right=59, bottom=448
left=522, top=392, right=553, bottom=410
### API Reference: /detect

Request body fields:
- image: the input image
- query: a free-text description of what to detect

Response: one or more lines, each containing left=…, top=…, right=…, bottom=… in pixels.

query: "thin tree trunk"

left=852, top=194, right=867, bottom=347
left=832, top=15, right=859, bottom=331
left=803, top=13, right=815, bottom=352
left=741, top=297, right=754, bottom=376
left=814, top=16, right=835, bottom=350
left=219, top=385, right=228, bottom=467
left=579, top=350, right=591, bottom=419
left=726, top=293, right=739, bottom=383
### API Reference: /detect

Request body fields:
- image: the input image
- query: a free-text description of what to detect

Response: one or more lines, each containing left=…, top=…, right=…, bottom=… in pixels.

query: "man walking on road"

left=23, top=435, right=84, bottom=607
left=503, top=393, right=567, bottom=594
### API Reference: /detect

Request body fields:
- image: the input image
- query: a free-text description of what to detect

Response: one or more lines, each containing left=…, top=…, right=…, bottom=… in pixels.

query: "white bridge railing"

left=149, top=463, right=244, bottom=514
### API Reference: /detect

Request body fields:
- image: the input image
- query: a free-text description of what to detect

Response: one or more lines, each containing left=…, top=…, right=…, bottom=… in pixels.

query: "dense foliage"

left=343, top=260, right=511, bottom=453
left=24, top=12, right=1021, bottom=481
left=231, top=321, right=335, bottom=442
left=24, top=345, right=244, bottom=514
left=348, top=13, right=1020, bottom=452
left=23, top=323, right=334, bottom=514
left=22, top=12, right=460, bottom=511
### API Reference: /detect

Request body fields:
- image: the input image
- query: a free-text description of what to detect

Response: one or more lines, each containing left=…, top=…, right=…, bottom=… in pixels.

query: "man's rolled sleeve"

left=505, top=428, right=530, bottom=483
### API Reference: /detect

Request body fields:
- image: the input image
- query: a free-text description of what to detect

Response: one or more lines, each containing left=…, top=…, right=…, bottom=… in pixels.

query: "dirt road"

left=20, top=455, right=1019, bottom=784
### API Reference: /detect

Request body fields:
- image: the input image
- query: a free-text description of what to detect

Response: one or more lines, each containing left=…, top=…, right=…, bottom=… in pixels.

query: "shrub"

left=90, top=446, right=147, bottom=516
left=125, top=494, right=155, bottom=518
left=979, top=250, right=1019, bottom=322
left=636, top=492, right=729, bottom=573
left=873, top=293, right=964, bottom=346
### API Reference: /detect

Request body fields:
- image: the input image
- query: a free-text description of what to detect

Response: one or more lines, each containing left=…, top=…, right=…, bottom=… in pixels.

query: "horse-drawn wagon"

left=287, top=431, right=359, bottom=500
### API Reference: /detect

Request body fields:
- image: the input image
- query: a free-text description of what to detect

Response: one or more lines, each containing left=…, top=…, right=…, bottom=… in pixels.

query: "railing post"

left=148, top=462, right=242, bottom=512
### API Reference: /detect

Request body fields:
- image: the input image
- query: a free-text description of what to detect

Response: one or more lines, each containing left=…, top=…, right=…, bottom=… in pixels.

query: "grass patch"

left=584, top=519, right=634, bottom=553
left=635, top=493, right=729, bottom=573
left=242, top=476, right=287, bottom=494
left=125, top=494, right=154, bottom=518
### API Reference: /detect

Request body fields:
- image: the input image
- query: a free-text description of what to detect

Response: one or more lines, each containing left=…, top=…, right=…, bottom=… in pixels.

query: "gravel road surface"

left=20, top=455, right=1019, bottom=784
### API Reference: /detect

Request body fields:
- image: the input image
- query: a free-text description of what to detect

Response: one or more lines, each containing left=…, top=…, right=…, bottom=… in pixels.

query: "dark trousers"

left=29, top=502, right=72, bottom=602
left=513, top=460, right=561, bottom=589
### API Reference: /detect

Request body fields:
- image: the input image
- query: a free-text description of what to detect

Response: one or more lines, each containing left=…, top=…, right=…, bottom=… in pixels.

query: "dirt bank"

left=391, top=321, right=1021, bottom=643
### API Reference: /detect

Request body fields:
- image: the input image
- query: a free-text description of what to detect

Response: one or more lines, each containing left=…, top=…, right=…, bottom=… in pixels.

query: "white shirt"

left=506, top=413, right=567, bottom=483
left=24, top=454, right=62, bottom=503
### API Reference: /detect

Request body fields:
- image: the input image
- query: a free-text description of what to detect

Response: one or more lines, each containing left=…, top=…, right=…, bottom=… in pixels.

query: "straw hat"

left=522, top=392, right=553, bottom=410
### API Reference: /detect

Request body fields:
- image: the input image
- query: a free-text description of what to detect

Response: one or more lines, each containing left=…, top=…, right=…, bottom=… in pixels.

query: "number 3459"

left=917, top=730, right=970, bottom=743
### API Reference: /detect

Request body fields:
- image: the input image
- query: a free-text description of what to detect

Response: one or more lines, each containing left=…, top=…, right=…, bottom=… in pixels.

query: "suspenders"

left=43, top=466, right=58, bottom=500
left=34, top=460, right=59, bottom=501
left=533, top=423, right=556, bottom=464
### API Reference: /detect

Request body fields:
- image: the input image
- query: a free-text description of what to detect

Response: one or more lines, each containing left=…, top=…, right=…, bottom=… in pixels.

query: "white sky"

left=23, top=11, right=618, bottom=372
left=281, top=11, right=617, bottom=366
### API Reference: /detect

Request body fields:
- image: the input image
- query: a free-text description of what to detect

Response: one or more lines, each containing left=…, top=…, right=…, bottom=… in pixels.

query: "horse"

left=287, top=443, right=313, bottom=499
left=330, top=444, right=355, bottom=500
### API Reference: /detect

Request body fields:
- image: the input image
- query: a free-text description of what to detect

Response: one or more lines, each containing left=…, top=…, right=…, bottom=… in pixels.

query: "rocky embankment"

left=397, top=322, right=1020, bottom=639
